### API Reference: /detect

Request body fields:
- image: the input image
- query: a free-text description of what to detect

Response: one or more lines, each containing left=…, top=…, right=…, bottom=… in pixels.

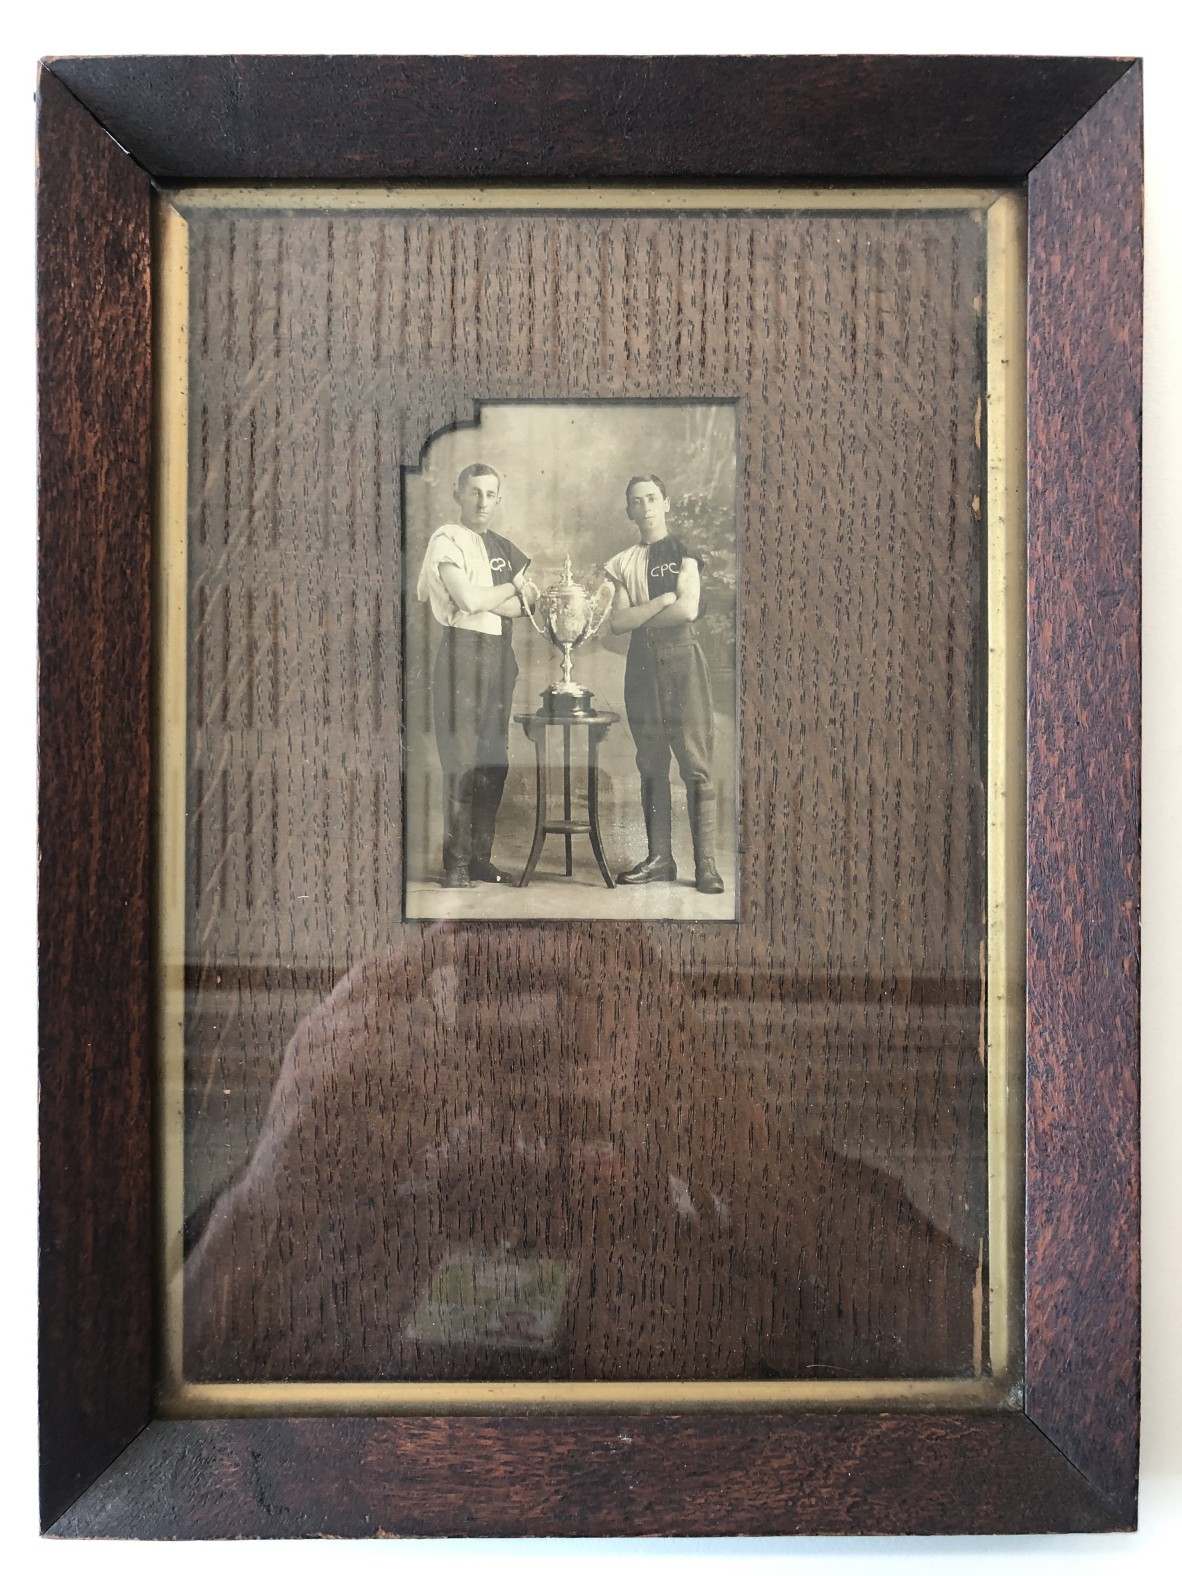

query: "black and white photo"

left=403, top=401, right=738, bottom=920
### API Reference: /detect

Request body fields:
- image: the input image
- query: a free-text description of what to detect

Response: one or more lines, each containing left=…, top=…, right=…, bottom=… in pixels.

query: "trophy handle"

left=586, top=579, right=615, bottom=640
left=520, top=576, right=548, bottom=636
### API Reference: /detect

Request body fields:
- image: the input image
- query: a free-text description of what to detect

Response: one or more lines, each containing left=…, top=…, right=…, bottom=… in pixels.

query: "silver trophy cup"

left=522, top=556, right=614, bottom=716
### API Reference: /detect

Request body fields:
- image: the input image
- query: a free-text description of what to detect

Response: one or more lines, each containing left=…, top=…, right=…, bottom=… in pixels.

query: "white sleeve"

left=417, top=531, right=466, bottom=602
left=603, top=549, right=629, bottom=589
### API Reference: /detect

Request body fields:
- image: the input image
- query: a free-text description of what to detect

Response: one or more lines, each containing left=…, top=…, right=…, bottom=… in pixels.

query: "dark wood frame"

left=37, top=56, right=1142, bottom=1538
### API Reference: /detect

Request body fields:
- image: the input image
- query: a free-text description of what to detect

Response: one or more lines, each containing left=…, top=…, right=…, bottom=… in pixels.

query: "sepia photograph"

left=403, top=400, right=738, bottom=920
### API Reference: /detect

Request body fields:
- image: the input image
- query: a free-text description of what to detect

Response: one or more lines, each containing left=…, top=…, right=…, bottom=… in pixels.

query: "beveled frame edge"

left=36, top=56, right=1142, bottom=1538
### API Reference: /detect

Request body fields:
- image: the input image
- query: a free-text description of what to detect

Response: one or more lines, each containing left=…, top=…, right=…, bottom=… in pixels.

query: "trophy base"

left=540, top=686, right=595, bottom=718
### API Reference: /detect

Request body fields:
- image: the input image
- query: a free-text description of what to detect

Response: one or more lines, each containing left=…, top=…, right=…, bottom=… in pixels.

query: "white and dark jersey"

left=604, top=536, right=704, bottom=615
left=417, top=523, right=531, bottom=638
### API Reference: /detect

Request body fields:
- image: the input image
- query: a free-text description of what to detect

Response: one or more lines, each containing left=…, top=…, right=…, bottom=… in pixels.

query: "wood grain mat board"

left=165, top=197, right=994, bottom=1389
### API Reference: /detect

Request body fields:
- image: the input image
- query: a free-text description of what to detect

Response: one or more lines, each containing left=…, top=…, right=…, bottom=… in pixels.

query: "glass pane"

left=157, top=188, right=1024, bottom=1406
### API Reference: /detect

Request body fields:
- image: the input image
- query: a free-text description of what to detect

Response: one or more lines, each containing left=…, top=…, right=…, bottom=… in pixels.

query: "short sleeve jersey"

left=604, top=536, right=703, bottom=614
left=417, top=523, right=531, bottom=637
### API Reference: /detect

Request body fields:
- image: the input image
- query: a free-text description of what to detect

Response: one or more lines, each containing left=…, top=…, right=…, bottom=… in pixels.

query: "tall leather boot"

left=688, top=784, right=724, bottom=894
left=617, top=775, right=677, bottom=883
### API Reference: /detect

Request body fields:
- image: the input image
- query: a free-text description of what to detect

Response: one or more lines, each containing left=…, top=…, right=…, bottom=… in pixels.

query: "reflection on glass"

left=184, top=944, right=984, bottom=1382
left=161, top=188, right=1021, bottom=1401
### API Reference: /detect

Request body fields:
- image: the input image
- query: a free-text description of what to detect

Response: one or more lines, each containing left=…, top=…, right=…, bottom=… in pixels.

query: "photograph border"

left=37, top=56, right=1141, bottom=1536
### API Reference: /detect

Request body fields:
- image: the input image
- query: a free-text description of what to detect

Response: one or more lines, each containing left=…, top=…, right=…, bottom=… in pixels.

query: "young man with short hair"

left=416, top=463, right=534, bottom=888
left=604, top=474, right=724, bottom=895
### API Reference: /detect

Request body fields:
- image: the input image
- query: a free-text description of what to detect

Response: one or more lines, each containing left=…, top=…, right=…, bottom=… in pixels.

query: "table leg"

left=563, top=724, right=573, bottom=876
left=587, top=727, right=615, bottom=889
left=518, top=729, right=548, bottom=887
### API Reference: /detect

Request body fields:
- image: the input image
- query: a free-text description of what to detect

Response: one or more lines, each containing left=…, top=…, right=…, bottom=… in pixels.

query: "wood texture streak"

left=50, top=1414, right=1115, bottom=1538
left=36, top=67, right=155, bottom=1527
left=46, top=56, right=1133, bottom=184
left=1026, top=64, right=1142, bottom=1525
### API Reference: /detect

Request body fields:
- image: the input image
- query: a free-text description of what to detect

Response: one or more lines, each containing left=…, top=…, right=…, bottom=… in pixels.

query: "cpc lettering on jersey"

left=650, top=560, right=681, bottom=578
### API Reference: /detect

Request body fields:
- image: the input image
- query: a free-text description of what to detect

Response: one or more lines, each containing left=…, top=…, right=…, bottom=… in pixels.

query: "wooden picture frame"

left=37, top=55, right=1141, bottom=1537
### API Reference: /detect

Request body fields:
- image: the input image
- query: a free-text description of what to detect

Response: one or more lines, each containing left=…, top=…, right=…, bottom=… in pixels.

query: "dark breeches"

left=432, top=627, right=519, bottom=871
left=623, top=626, right=715, bottom=790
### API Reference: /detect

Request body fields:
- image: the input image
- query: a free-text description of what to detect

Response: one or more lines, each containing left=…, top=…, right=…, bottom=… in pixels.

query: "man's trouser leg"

left=619, top=634, right=676, bottom=883
left=440, top=772, right=474, bottom=875
left=433, top=630, right=498, bottom=877
left=469, top=641, right=517, bottom=866
left=468, top=765, right=507, bottom=866
left=658, top=632, right=724, bottom=894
